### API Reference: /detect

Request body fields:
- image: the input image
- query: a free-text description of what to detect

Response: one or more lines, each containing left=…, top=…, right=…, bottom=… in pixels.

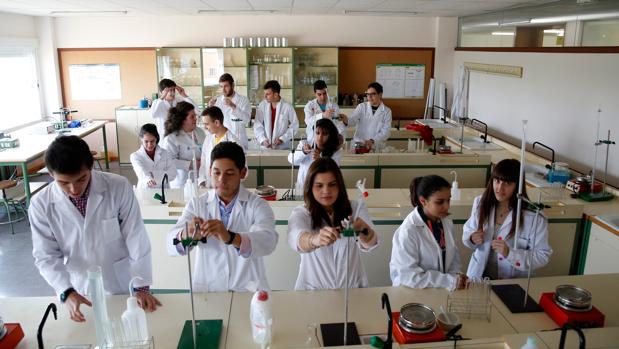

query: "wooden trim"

left=58, top=47, right=156, bottom=52
left=340, top=47, right=436, bottom=51
left=589, top=216, right=619, bottom=237
left=455, top=46, right=619, bottom=53
left=57, top=48, right=66, bottom=107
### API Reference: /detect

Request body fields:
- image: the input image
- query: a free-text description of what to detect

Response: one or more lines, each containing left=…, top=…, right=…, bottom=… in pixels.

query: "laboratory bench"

left=136, top=187, right=584, bottom=291
left=2, top=274, right=618, bottom=349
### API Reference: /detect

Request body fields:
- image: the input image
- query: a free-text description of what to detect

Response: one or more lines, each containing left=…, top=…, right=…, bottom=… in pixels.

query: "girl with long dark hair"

left=462, top=159, right=552, bottom=280
left=287, top=158, right=378, bottom=290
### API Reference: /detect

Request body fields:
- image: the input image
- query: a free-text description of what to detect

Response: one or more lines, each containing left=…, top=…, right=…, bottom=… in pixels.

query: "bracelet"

left=225, top=231, right=236, bottom=245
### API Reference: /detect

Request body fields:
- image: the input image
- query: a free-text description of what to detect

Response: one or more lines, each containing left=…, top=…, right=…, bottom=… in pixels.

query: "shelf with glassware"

left=293, top=47, right=338, bottom=108
left=156, top=47, right=203, bottom=108
left=247, top=47, right=294, bottom=106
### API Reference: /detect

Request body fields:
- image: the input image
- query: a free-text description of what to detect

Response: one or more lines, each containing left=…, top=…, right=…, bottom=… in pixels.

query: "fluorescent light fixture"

left=530, top=15, right=576, bottom=24
left=544, top=29, right=565, bottom=36
left=491, top=31, right=515, bottom=36
left=498, top=18, right=530, bottom=26
left=50, top=10, right=127, bottom=14
left=198, top=9, right=278, bottom=14
left=343, top=10, right=418, bottom=15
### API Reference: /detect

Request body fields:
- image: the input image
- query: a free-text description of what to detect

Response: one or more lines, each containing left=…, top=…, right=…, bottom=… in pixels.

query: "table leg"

left=102, top=124, right=110, bottom=169
left=22, top=162, right=31, bottom=206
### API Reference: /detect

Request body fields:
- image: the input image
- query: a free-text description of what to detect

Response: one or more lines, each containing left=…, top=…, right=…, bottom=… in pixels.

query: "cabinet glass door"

left=293, top=47, right=338, bottom=108
left=156, top=47, right=203, bottom=108
left=247, top=47, right=293, bottom=106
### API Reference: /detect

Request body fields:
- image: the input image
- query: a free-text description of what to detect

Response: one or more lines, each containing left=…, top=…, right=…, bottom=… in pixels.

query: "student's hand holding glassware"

left=491, top=238, right=510, bottom=257
left=351, top=216, right=375, bottom=244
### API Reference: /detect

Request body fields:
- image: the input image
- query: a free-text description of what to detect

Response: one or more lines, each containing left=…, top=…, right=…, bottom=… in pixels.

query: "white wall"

left=0, top=11, right=36, bottom=38
left=53, top=15, right=438, bottom=48
left=454, top=50, right=619, bottom=186
left=35, top=16, right=62, bottom=118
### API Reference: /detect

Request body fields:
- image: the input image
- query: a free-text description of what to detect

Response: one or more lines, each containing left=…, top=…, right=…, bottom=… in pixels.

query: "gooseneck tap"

left=160, top=173, right=169, bottom=204
left=433, top=105, right=449, bottom=123
left=381, top=293, right=393, bottom=349
left=37, top=303, right=57, bottom=349
left=532, top=141, right=555, bottom=168
left=470, top=118, right=489, bottom=143
left=558, top=323, right=586, bottom=349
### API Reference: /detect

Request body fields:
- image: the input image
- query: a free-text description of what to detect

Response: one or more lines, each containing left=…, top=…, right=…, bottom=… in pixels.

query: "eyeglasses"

left=365, top=92, right=377, bottom=97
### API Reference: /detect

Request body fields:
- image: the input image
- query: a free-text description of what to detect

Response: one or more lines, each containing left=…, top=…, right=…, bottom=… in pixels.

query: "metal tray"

left=399, top=303, right=436, bottom=333
left=554, top=285, right=592, bottom=312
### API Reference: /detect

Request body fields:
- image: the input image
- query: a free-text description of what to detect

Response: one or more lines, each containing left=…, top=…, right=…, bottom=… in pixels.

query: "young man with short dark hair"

left=30, top=136, right=160, bottom=322
left=207, top=73, right=252, bottom=149
left=167, top=141, right=278, bottom=291
left=347, top=81, right=392, bottom=151
left=304, top=80, right=348, bottom=145
left=253, top=80, right=299, bottom=150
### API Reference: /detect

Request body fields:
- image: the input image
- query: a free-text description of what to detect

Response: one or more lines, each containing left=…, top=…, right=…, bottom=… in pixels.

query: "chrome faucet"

left=37, top=303, right=57, bottom=349
left=160, top=173, right=169, bottom=204
left=470, top=118, right=489, bottom=143
left=558, top=323, right=586, bottom=349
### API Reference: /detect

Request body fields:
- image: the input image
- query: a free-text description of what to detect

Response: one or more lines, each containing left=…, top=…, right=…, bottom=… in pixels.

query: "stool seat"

left=0, top=180, right=17, bottom=190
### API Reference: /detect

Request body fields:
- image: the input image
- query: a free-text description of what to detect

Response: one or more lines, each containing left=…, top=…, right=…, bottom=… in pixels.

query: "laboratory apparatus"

left=538, top=284, right=605, bottom=328
left=579, top=119, right=615, bottom=202
left=37, top=303, right=56, bottom=349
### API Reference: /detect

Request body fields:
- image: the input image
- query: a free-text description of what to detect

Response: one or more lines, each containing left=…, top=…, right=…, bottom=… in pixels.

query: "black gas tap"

left=558, top=323, right=586, bottom=349
left=37, top=303, right=57, bottom=349
left=159, top=173, right=168, bottom=204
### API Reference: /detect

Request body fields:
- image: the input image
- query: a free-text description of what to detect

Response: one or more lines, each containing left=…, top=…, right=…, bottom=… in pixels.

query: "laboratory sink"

left=415, top=119, right=458, bottom=129
left=596, top=215, right=619, bottom=231
left=447, top=135, right=503, bottom=150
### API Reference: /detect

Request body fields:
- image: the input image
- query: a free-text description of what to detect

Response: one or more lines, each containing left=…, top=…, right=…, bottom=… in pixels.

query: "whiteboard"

left=69, top=64, right=121, bottom=100
left=376, top=64, right=425, bottom=99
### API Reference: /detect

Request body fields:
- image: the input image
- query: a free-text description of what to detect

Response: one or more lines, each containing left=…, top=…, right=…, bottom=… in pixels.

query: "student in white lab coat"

left=390, top=175, right=467, bottom=291
left=347, top=82, right=392, bottom=151
left=253, top=80, right=299, bottom=150
left=287, top=158, right=378, bottom=290
left=149, top=78, right=199, bottom=138
left=130, top=123, right=177, bottom=189
left=207, top=73, right=251, bottom=149
left=167, top=142, right=278, bottom=292
left=288, top=118, right=342, bottom=192
left=30, top=136, right=161, bottom=323
left=304, top=80, right=347, bottom=144
left=198, top=106, right=240, bottom=187
left=463, top=159, right=552, bottom=280
left=159, top=101, right=206, bottom=188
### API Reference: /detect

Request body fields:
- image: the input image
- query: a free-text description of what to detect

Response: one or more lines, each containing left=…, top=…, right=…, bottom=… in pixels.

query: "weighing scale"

left=539, top=285, right=605, bottom=329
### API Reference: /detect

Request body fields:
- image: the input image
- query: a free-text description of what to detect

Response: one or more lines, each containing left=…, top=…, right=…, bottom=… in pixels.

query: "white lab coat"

left=159, top=128, right=206, bottom=188
left=149, top=97, right=199, bottom=138
left=130, top=145, right=178, bottom=189
left=198, top=129, right=240, bottom=187
left=213, top=93, right=251, bottom=149
left=166, top=186, right=278, bottom=292
left=253, top=98, right=299, bottom=150
left=30, top=171, right=152, bottom=296
left=462, top=195, right=553, bottom=280
left=287, top=201, right=378, bottom=290
left=304, top=98, right=347, bottom=144
left=287, top=140, right=343, bottom=190
left=390, top=206, right=462, bottom=291
left=348, top=102, right=392, bottom=144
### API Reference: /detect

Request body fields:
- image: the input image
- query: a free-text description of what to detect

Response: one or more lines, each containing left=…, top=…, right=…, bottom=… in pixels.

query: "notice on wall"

left=376, top=64, right=425, bottom=99
left=69, top=64, right=122, bottom=100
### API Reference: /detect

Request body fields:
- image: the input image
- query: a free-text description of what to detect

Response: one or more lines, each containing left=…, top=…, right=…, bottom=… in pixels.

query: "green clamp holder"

left=173, top=237, right=207, bottom=248
left=341, top=228, right=357, bottom=237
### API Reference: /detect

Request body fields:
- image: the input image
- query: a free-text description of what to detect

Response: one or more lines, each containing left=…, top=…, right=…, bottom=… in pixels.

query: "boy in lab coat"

left=150, top=78, right=199, bottom=138
left=347, top=82, right=392, bottom=151
left=30, top=136, right=160, bottom=322
left=253, top=80, right=299, bottom=150
left=167, top=141, right=278, bottom=292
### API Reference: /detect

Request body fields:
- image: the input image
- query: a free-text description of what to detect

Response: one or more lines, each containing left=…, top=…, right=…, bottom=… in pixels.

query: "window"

left=582, top=18, right=619, bottom=46
left=0, top=44, right=42, bottom=131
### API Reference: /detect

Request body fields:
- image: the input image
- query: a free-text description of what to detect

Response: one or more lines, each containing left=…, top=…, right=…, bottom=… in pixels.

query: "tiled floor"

left=0, top=162, right=137, bottom=297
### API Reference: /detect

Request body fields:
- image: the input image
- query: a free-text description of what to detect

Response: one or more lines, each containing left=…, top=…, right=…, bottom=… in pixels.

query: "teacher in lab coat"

left=390, top=175, right=467, bottom=291
left=130, top=123, right=177, bottom=189
left=159, top=101, right=206, bottom=188
left=207, top=73, right=252, bottom=149
left=198, top=106, right=240, bottom=188
left=288, top=158, right=378, bottom=290
left=463, top=159, right=552, bottom=280
left=253, top=80, right=299, bottom=150
left=30, top=136, right=160, bottom=323
left=150, top=78, right=199, bottom=138
left=347, top=82, right=392, bottom=151
left=167, top=142, right=278, bottom=292
left=304, top=80, right=347, bottom=144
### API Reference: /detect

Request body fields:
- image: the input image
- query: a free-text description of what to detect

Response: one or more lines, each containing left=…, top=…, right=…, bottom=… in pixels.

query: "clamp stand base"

left=320, top=322, right=361, bottom=347
left=177, top=319, right=223, bottom=349
left=492, top=284, right=542, bottom=313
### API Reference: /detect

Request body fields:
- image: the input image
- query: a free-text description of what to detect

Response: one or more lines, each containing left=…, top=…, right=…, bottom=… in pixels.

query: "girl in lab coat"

left=462, top=159, right=552, bottom=280
left=149, top=78, right=198, bottom=138
left=287, top=158, right=378, bottom=290
left=198, top=106, right=240, bottom=187
left=130, top=123, right=178, bottom=189
left=159, top=101, right=206, bottom=188
left=288, top=118, right=342, bottom=191
left=390, top=175, right=467, bottom=291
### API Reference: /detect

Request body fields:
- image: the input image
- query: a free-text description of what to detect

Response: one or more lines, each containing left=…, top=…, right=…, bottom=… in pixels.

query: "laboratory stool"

left=0, top=180, right=27, bottom=235
left=91, top=150, right=104, bottom=171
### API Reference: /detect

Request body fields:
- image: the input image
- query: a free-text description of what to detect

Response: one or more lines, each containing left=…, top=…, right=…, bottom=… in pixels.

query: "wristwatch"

left=60, top=287, right=75, bottom=303
left=225, top=231, right=237, bottom=245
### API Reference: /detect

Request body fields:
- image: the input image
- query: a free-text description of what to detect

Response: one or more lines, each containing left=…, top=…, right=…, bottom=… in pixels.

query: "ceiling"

left=0, top=0, right=561, bottom=17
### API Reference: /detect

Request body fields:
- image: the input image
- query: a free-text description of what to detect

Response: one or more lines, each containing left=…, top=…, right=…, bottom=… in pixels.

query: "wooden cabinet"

left=115, top=106, right=153, bottom=165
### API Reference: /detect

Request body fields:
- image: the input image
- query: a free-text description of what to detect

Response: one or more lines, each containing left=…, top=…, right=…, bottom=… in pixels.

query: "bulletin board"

left=339, top=47, right=434, bottom=120
left=59, top=48, right=157, bottom=119
left=376, top=64, right=425, bottom=99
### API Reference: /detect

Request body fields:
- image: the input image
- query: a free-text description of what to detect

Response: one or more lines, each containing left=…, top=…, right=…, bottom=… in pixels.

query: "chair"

left=91, top=150, right=105, bottom=171
left=0, top=180, right=27, bottom=234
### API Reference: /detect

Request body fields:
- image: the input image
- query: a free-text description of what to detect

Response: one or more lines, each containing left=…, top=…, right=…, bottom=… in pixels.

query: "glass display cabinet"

left=293, top=47, right=338, bottom=107
left=156, top=47, right=203, bottom=108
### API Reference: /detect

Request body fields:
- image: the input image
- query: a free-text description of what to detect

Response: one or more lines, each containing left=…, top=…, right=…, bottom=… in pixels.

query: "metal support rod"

left=514, top=120, right=527, bottom=250
left=343, top=236, right=350, bottom=345
left=591, top=109, right=601, bottom=193
left=523, top=192, right=542, bottom=308
left=290, top=126, right=295, bottom=199
left=602, top=130, right=614, bottom=194
left=186, top=221, right=198, bottom=349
